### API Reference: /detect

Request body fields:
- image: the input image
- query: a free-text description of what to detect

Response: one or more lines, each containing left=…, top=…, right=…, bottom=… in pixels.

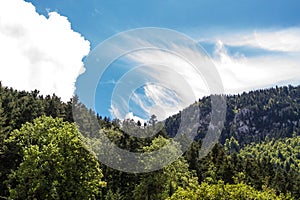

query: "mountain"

left=1, top=81, right=300, bottom=199
left=166, top=84, right=300, bottom=146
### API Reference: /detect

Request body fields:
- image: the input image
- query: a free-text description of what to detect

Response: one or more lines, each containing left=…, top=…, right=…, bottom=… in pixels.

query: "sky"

left=0, top=0, right=300, bottom=121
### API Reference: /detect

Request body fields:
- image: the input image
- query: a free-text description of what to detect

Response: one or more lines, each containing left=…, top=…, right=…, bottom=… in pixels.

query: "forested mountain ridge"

left=2, top=81, right=300, bottom=148
left=1, top=81, right=300, bottom=199
left=166, top=84, right=300, bottom=146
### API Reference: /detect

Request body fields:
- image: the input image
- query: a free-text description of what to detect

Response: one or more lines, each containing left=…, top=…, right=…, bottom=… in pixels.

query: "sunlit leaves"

left=5, top=116, right=106, bottom=200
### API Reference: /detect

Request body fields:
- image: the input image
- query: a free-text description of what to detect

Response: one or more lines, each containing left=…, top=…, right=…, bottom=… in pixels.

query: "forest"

left=0, top=81, right=300, bottom=199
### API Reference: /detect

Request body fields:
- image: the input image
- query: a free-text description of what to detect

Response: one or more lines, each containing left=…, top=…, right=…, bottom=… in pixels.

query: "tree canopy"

left=4, top=116, right=106, bottom=200
left=1, top=82, right=300, bottom=199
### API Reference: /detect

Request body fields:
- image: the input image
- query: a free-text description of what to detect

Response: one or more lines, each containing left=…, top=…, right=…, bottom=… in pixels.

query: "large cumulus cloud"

left=0, top=0, right=90, bottom=101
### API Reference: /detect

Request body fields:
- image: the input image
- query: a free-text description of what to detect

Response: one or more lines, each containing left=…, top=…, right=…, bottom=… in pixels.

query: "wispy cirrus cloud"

left=212, top=39, right=300, bottom=93
left=130, top=83, right=181, bottom=121
left=109, top=27, right=300, bottom=121
left=94, top=27, right=300, bottom=122
left=108, top=46, right=210, bottom=121
left=207, top=27, right=300, bottom=53
left=203, top=27, right=300, bottom=93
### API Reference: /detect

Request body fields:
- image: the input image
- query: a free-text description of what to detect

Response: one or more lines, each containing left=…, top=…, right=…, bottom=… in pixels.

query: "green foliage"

left=105, top=189, right=123, bottom=200
left=1, top=82, right=300, bottom=199
left=237, top=136, right=300, bottom=198
left=133, top=136, right=198, bottom=200
left=188, top=142, right=300, bottom=199
left=4, top=116, right=106, bottom=200
left=240, top=136, right=300, bottom=173
left=0, top=82, right=74, bottom=134
left=0, top=83, right=74, bottom=196
left=168, top=181, right=293, bottom=200
left=224, top=136, right=240, bottom=154
left=166, top=85, right=300, bottom=145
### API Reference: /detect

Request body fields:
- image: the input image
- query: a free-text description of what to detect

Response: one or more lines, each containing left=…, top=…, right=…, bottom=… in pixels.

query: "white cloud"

left=144, top=83, right=179, bottom=107
left=212, top=36, right=300, bottom=93
left=126, top=48, right=210, bottom=97
left=124, top=112, right=146, bottom=124
left=114, top=27, right=300, bottom=121
left=110, top=104, right=146, bottom=124
left=110, top=104, right=123, bottom=120
left=131, top=92, right=151, bottom=114
left=95, top=27, right=300, bottom=121
left=131, top=83, right=181, bottom=121
left=205, top=27, right=300, bottom=53
left=0, top=0, right=90, bottom=101
left=109, top=48, right=210, bottom=121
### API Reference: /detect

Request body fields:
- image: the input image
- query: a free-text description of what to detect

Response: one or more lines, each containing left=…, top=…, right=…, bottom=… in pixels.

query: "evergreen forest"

left=1, top=81, right=300, bottom=199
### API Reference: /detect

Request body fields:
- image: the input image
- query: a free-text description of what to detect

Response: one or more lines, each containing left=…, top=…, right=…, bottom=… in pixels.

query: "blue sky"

left=1, top=0, right=300, bottom=121
left=26, top=0, right=300, bottom=48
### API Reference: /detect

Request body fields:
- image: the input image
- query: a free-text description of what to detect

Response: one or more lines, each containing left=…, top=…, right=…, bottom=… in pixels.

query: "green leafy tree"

left=133, top=136, right=197, bottom=200
left=168, top=180, right=293, bottom=200
left=4, top=116, right=106, bottom=200
left=224, top=136, right=240, bottom=154
left=105, top=189, right=123, bottom=200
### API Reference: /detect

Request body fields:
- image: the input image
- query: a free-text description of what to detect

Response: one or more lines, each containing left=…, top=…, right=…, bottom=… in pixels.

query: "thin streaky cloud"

left=199, top=27, right=300, bottom=53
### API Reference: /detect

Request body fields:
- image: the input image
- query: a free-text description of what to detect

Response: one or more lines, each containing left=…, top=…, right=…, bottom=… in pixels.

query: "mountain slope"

left=166, top=85, right=300, bottom=146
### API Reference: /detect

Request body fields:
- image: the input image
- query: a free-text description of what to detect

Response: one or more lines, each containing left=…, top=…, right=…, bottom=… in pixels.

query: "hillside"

left=1, top=82, right=300, bottom=199
left=166, top=85, right=300, bottom=146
